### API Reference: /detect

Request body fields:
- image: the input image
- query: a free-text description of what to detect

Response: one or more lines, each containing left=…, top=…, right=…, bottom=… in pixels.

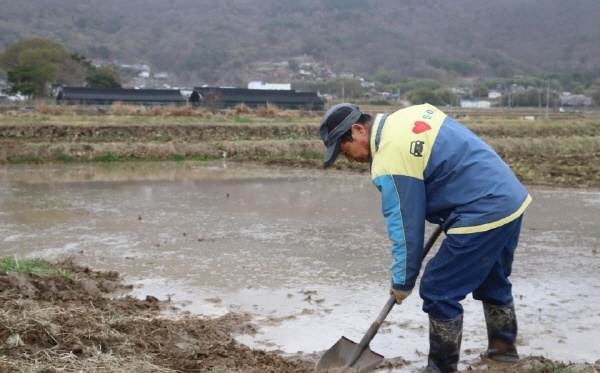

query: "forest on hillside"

left=0, top=0, right=599, bottom=87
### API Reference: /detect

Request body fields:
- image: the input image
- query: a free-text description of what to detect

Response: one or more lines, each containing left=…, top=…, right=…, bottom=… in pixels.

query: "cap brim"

left=323, top=137, right=341, bottom=168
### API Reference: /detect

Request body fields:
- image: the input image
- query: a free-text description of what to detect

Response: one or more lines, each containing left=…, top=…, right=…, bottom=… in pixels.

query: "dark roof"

left=57, top=87, right=186, bottom=103
left=191, top=87, right=324, bottom=107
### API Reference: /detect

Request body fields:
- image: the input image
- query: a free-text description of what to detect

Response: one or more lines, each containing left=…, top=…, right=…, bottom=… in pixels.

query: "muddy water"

left=1, top=162, right=599, bottom=372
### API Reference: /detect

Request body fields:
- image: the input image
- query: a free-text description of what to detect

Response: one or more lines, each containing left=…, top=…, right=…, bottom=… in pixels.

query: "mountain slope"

left=0, top=0, right=598, bottom=85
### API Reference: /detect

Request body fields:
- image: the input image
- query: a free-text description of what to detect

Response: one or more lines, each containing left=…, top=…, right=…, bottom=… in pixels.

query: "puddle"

left=1, top=162, right=599, bottom=371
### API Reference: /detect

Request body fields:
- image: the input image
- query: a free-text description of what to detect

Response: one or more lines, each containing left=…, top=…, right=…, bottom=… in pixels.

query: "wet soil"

left=1, top=255, right=598, bottom=372
left=0, top=260, right=313, bottom=373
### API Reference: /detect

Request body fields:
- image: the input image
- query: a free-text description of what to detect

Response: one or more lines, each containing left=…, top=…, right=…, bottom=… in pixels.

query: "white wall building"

left=248, top=81, right=291, bottom=90
left=488, top=90, right=502, bottom=99
left=460, top=100, right=491, bottom=109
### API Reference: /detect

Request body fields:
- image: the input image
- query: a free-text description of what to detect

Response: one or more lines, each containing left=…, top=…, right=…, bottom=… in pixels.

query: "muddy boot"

left=421, top=314, right=463, bottom=373
left=482, top=302, right=519, bottom=362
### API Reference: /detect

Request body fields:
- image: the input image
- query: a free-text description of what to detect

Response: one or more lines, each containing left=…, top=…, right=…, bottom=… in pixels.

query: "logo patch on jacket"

left=412, top=121, right=431, bottom=134
left=410, top=140, right=425, bottom=157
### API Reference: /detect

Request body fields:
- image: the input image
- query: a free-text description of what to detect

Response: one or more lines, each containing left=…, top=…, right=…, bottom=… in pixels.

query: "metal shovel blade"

left=315, top=336, right=384, bottom=373
left=315, top=225, right=444, bottom=373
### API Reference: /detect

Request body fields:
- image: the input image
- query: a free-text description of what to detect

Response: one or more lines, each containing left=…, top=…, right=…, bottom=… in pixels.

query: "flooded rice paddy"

left=1, top=162, right=598, bottom=372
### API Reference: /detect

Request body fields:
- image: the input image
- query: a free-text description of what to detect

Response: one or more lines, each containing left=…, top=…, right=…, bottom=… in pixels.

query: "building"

left=189, top=87, right=325, bottom=110
left=248, top=81, right=291, bottom=90
left=56, top=87, right=186, bottom=106
left=560, top=94, right=593, bottom=107
left=460, top=99, right=491, bottom=109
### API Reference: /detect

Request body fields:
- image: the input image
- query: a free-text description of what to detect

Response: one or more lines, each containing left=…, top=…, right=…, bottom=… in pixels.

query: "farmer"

left=319, top=103, right=531, bottom=373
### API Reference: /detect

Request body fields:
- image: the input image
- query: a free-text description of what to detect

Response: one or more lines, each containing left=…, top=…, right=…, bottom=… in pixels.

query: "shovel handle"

left=423, top=224, right=444, bottom=258
left=346, top=224, right=444, bottom=368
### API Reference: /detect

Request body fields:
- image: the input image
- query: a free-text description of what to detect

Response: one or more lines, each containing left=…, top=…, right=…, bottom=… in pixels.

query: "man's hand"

left=390, top=287, right=412, bottom=305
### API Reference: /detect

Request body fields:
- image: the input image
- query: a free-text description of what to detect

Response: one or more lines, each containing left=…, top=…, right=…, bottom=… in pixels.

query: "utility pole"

left=545, top=81, right=550, bottom=120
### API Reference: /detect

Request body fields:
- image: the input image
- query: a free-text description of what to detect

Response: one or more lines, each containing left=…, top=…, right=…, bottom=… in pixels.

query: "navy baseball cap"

left=319, top=103, right=361, bottom=168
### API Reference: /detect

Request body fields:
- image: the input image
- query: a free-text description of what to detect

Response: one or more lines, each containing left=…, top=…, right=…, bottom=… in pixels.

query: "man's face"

left=339, top=124, right=370, bottom=164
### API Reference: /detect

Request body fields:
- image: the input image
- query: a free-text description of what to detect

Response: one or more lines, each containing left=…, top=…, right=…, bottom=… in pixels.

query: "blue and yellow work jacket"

left=370, top=104, right=531, bottom=291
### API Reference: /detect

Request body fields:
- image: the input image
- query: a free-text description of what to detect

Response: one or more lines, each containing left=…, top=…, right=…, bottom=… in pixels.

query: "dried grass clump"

left=151, top=106, right=165, bottom=116
left=0, top=297, right=173, bottom=372
left=109, top=102, right=147, bottom=115
left=0, top=110, right=19, bottom=116
left=275, top=108, right=305, bottom=120
left=233, top=103, right=253, bottom=114
left=488, top=135, right=600, bottom=156
left=290, top=109, right=311, bottom=119
left=0, top=298, right=122, bottom=349
left=193, top=107, right=213, bottom=118
left=220, top=108, right=238, bottom=118
left=150, top=105, right=211, bottom=117
left=35, top=103, right=71, bottom=115
left=256, top=103, right=280, bottom=118
left=0, top=348, right=175, bottom=373
left=164, top=104, right=195, bottom=116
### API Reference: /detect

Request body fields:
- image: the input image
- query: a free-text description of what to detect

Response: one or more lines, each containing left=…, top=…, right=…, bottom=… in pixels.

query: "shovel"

left=315, top=225, right=444, bottom=373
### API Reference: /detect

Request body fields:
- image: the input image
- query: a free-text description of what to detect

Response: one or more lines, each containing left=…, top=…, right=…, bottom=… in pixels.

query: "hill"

left=0, top=0, right=599, bottom=86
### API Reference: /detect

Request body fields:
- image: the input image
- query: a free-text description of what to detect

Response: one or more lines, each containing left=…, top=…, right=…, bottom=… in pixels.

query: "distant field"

left=1, top=103, right=599, bottom=188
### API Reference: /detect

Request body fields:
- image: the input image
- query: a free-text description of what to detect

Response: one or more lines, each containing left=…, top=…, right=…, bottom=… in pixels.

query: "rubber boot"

left=482, top=302, right=519, bottom=362
left=421, top=314, right=463, bottom=373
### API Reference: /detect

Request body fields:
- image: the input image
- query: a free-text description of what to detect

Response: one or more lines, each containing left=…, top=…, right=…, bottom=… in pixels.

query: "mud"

left=0, top=260, right=312, bottom=372
left=1, top=263, right=597, bottom=373
left=1, top=162, right=599, bottom=372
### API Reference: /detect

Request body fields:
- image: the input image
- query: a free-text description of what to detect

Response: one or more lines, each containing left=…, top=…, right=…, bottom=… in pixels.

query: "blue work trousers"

left=419, top=216, right=523, bottom=320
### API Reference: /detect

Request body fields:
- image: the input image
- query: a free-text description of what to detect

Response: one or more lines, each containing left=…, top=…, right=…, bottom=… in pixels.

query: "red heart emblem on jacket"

left=412, top=121, right=431, bottom=134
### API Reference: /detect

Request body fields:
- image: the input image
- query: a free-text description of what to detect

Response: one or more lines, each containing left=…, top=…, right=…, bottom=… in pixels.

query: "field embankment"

left=1, top=105, right=599, bottom=188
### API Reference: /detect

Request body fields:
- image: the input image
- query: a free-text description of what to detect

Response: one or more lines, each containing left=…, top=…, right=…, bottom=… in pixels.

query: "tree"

left=57, top=57, right=88, bottom=87
left=86, top=66, right=122, bottom=88
left=7, top=66, right=41, bottom=96
left=329, top=78, right=362, bottom=99
left=472, top=85, right=489, bottom=98
left=587, top=89, right=600, bottom=106
left=0, top=38, right=66, bottom=69
left=372, top=69, right=399, bottom=85
left=5, top=49, right=61, bottom=96
left=435, top=89, right=459, bottom=106
left=0, top=38, right=70, bottom=97
left=287, top=59, right=299, bottom=72
left=407, top=87, right=444, bottom=106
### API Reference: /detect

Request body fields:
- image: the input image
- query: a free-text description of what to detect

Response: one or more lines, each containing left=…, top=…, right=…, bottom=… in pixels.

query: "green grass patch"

left=162, top=153, right=220, bottom=162
left=89, top=152, right=218, bottom=163
left=139, top=154, right=219, bottom=162
left=9, top=154, right=44, bottom=164
left=93, top=152, right=120, bottom=162
left=168, top=153, right=186, bottom=161
left=189, top=154, right=218, bottom=161
left=0, top=256, right=71, bottom=277
left=529, top=359, right=569, bottom=373
left=298, top=150, right=323, bottom=159
left=56, top=152, right=76, bottom=162
left=234, top=116, right=253, bottom=123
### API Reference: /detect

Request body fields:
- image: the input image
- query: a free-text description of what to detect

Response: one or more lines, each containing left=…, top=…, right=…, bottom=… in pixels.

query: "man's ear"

left=351, top=123, right=367, bottom=136
left=351, top=123, right=364, bottom=133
